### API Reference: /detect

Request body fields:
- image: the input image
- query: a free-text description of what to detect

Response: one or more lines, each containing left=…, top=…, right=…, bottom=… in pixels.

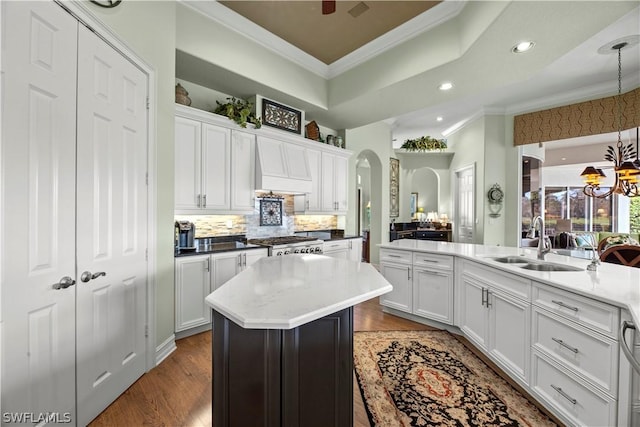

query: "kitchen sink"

left=520, top=263, right=583, bottom=272
left=491, top=256, right=529, bottom=264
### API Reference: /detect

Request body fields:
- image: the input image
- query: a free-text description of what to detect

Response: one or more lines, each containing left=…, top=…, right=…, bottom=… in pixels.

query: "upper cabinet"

left=175, top=105, right=255, bottom=214
left=295, top=148, right=349, bottom=214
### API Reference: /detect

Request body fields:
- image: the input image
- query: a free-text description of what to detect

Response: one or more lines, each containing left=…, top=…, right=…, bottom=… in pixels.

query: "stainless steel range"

left=248, top=236, right=324, bottom=256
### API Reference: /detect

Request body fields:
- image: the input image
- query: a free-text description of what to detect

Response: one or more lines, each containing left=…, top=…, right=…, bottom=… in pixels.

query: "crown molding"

left=180, top=0, right=465, bottom=80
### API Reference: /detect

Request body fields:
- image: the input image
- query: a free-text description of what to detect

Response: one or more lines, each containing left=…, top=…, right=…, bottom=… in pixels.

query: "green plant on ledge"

left=400, top=135, right=447, bottom=152
left=212, top=97, right=262, bottom=129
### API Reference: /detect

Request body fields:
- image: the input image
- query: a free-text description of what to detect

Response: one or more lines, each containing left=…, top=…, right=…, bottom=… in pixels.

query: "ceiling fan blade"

left=322, top=0, right=335, bottom=15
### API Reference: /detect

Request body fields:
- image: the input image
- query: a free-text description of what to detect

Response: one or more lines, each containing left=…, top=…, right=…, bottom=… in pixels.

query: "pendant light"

left=580, top=42, right=640, bottom=198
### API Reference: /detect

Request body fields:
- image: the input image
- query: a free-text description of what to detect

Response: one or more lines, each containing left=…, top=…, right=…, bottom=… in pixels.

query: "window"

left=544, top=186, right=613, bottom=233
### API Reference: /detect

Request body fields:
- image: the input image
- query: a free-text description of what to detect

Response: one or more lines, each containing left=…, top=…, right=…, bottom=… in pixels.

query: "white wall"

left=346, top=122, right=393, bottom=264
left=87, top=1, right=177, bottom=351
left=482, top=115, right=507, bottom=246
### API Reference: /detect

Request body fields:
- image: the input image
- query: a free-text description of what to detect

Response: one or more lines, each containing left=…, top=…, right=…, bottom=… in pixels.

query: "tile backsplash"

left=175, top=195, right=339, bottom=238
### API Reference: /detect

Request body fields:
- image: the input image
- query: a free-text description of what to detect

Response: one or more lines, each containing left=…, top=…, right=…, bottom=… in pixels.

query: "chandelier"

left=580, top=42, right=640, bottom=198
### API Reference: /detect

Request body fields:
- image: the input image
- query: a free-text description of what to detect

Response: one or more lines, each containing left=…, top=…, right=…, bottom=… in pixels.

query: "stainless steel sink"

left=520, top=263, right=583, bottom=272
left=491, top=256, right=529, bottom=264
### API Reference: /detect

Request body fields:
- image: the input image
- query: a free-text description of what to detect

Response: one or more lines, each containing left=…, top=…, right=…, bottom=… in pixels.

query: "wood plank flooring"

left=90, top=298, right=559, bottom=426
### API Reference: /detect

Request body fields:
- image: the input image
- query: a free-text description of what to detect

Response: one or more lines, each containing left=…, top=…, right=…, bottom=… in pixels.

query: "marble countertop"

left=205, top=254, right=392, bottom=329
left=379, top=239, right=640, bottom=326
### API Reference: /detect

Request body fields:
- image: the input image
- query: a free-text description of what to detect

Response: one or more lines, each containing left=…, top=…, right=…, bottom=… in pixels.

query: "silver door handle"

left=552, top=337, right=579, bottom=354
left=550, top=384, right=577, bottom=404
left=203, top=194, right=207, bottom=208
left=53, top=276, right=76, bottom=290
left=551, top=300, right=579, bottom=312
left=620, top=321, right=640, bottom=374
left=80, top=271, right=107, bottom=283
left=197, top=194, right=201, bottom=207
left=243, top=253, right=247, bottom=267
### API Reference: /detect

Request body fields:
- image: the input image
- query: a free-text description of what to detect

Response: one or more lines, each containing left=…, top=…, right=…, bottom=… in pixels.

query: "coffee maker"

left=175, top=221, right=196, bottom=252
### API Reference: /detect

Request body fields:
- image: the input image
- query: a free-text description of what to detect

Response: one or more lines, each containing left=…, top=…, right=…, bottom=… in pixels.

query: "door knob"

left=80, top=271, right=107, bottom=283
left=52, top=276, right=76, bottom=290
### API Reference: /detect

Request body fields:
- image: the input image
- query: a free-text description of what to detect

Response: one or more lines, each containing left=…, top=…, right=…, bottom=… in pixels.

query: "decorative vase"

left=175, top=83, right=191, bottom=106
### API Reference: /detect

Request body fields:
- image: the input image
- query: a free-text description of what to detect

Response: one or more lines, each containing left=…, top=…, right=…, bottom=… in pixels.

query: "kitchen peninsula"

left=378, top=239, right=640, bottom=427
left=205, top=254, right=391, bottom=427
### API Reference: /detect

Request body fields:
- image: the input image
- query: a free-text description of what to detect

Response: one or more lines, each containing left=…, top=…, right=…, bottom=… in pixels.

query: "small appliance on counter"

left=175, top=221, right=196, bottom=253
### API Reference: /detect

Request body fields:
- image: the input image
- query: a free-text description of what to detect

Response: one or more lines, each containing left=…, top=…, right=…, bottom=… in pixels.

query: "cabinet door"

left=230, top=130, right=256, bottom=212
left=306, top=148, right=322, bottom=211
left=284, top=143, right=312, bottom=180
left=333, top=154, right=348, bottom=212
left=201, top=123, right=231, bottom=210
left=379, top=262, right=412, bottom=313
left=321, top=152, right=336, bottom=211
left=213, top=252, right=241, bottom=291
left=175, top=256, right=212, bottom=332
left=348, top=238, right=362, bottom=263
left=459, top=275, right=489, bottom=350
left=175, top=117, right=202, bottom=210
left=242, top=248, right=268, bottom=270
left=413, top=268, right=453, bottom=324
left=489, top=289, right=530, bottom=384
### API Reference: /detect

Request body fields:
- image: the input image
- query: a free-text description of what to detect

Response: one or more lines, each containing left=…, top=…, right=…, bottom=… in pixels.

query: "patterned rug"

left=354, top=330, right=557, bottom=427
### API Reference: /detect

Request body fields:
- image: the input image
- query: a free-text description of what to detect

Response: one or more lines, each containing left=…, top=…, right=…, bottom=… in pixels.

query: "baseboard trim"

left=175, top=323, right=212, bottom=340
left=155, top=334, right=176, bottom=367
left=381, top=306, right=462, bottom=335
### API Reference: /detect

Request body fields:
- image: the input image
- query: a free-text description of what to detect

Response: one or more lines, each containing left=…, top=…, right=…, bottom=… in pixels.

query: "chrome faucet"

left=533, top=216, right=551, bottom=260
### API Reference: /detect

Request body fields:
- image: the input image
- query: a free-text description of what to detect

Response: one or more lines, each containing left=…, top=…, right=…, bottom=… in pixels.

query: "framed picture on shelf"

left=389, top=158, right=399, bottom=218
left=262, top=98, right=302, bottom=134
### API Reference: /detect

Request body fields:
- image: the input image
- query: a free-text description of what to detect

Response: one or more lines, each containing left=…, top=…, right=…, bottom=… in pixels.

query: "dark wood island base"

left=213, top=307, right=354, bottom=427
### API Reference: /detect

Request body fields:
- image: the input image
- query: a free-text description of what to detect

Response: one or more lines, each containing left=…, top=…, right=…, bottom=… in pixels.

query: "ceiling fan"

left=322, top=0, right=335, bottom=15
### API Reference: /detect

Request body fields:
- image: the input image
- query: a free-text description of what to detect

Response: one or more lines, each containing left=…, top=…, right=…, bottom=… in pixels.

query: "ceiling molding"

left=180, top=0, right=465, bottom=80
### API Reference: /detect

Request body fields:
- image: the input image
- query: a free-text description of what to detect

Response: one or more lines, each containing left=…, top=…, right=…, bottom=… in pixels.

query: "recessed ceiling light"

left=438, top=82, right=453, bottom=91
left=561, top=157, right=567, bottom=161
left=436, top=116, right=443, bottom=122
left=512, top=41, right=535, bottom=53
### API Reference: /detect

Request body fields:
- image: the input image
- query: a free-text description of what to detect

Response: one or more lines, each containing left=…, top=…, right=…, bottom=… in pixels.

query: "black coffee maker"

left=175, top=221, right=196, bottom=252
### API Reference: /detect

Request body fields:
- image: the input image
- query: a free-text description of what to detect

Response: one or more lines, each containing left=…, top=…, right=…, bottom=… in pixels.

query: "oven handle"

left=620, top=321, right=640, bottom=375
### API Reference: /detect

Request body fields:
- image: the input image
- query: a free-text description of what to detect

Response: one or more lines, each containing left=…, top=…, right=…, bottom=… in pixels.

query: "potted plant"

left=212, top=97, right=262, bottom=128
left=400, top=135, right=447, bottom=152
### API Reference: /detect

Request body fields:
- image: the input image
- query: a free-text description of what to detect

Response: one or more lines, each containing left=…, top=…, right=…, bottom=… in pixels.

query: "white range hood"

left=255, top=135, right=312, bottom=194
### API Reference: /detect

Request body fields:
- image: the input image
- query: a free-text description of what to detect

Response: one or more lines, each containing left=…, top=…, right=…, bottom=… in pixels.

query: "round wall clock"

left=487, top=183, right=504, bottom=204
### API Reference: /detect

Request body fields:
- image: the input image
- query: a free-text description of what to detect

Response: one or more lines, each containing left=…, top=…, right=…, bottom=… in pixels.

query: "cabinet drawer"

left=380, top=249, right=412, bottom=265
left=532, top=308, right=618, bottom=396
left=412, top=252, right=453, bottom=270
left=415, top=230, right=449, bottom=241
left=462, top=260, right=531, bottom=301
left=531, top=352, right=616, bottom=427
left=533, top=283, right=619, bottom=338
left=323, top=240, right=349, bottom=251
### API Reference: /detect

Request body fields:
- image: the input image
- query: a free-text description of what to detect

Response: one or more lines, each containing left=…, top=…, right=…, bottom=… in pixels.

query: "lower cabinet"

left=347, top=237, right=362, bottom=262
left=323, top=240, right=349, bottom=259
left=213, top=307, right=353, bottom=427
left=175, top=248, right=268, bottom=334
left=379, top=249, right=412, bottom=313
left=175, top=255, right=212, bottom=332
left=458, top=261, right=531, bottom=385
left=412, top=252, right=454, bottom=324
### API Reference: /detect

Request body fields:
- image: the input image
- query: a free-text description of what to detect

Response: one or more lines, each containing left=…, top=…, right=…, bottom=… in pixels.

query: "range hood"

left=255, top=136, right=312, bottom=194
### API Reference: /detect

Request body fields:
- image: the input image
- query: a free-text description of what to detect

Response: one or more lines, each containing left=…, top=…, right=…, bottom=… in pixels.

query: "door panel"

left=456, top=166, right=475, bottom=243
left=75, top=24, right=148, bottom=426
left=1, top=1, right=78, bottom=421
left=202, top=124, right=231, bottom=210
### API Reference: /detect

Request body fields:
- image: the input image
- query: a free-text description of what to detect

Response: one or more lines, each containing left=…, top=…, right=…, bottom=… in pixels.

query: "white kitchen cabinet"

left=459, top=260, right=531, bottom=384
left=175, top=105, right=255, bottom=214
left=379, top=249, right=412, bottom=313
left=321, top=151, right=349, bottom=213
left=293, top=148, right=322, bottom=212
left=412, top=253, right=454, bottom=324
left=347, top=237, right=363, bottom=262
left=175, top=255, right=212, bottom=332
left=212, top=248, right=269, bottom=291
left=323, top=239, right=349, bottom=259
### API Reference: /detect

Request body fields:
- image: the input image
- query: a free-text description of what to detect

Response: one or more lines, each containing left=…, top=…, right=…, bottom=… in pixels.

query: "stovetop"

left=248, top=236, right=320, bottom=247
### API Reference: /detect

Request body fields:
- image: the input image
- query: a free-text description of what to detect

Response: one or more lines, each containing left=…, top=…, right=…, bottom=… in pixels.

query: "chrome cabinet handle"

left=420, top=259, right=439, bottom=263
left=620, top=321, right=640, bottom=374
left=203, top=194, right=207, bottom=208
left=197, top=194, right=201, bottom=207
left=551, top=300, right=579, bottom=312
left=387, top=254, right=402, bottom=258
left=550, top=384, right=577, bottom=404
left=53, top=276, right=76, bottom=290
left=407, top=267, right=411, bottom=280
left=552, top=337, right=579, bottom=354
left=237, top=254, right=242, bottom=268
left=205, top=258, right=210, bottom=272
left=243, top=253, right=247, bottom=267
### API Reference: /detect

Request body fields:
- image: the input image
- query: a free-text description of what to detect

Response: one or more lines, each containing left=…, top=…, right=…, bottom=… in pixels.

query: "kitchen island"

left=205, top=254, right=392, bottom=427
left=377, top=239, right=640, bottom=427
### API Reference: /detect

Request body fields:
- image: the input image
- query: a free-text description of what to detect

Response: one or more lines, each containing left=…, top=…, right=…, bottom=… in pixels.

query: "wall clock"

left=260, top=199, right=283, bottom=226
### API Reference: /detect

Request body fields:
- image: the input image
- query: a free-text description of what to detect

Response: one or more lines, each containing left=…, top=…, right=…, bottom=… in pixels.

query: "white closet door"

left=1, top=1, right=78, bottom=422
left=75, top=24, right=148, bottom=426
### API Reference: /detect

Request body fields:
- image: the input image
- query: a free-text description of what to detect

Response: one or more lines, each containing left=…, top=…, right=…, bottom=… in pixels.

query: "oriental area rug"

left=353, top=330, right=557, bottom=427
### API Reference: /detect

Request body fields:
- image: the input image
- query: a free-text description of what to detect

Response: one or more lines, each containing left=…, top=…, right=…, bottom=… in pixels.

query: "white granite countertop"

left=379, top=239, right=640, bottom=326
left=205, top=254, right=392, bottom=329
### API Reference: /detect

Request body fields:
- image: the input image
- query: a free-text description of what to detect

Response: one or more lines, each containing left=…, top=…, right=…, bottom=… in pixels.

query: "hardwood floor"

left=90, top=298, right=559, bottom=426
